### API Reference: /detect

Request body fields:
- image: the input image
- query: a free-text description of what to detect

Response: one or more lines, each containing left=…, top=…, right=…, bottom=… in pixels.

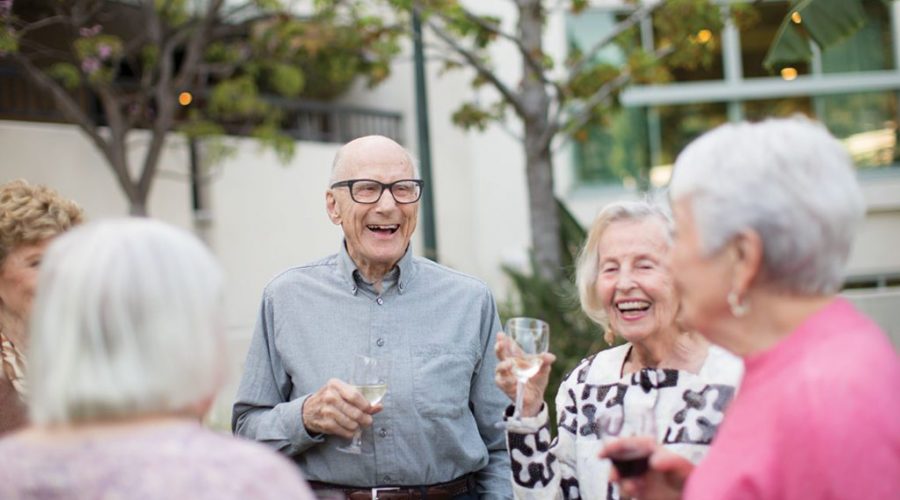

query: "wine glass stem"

left=351, top=429, right=363, bottom=449
left=514, top=380, right=525, bottom=420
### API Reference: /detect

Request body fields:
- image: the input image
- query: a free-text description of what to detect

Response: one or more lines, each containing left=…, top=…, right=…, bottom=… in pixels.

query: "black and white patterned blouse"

left=504, top=344, right=743, bottom=499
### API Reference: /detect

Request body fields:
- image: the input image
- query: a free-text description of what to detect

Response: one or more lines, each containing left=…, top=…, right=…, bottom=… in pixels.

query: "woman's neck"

left=625, top=329, right=709, bottom=375
left=0, top=310, right=26, bottom=348
left=728, top=289, right=833, bottom=357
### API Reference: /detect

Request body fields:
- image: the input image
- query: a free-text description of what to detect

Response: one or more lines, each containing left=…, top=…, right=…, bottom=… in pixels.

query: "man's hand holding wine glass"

left=301, top=378, right=383, bottom=439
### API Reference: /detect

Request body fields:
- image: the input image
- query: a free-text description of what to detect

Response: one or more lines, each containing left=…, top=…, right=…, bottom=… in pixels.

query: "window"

left=570, top=0, right=900, bottom=189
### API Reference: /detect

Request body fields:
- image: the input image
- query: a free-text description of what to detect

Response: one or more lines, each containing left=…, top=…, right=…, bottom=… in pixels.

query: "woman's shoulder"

left=130, top=425, right=312, bottom=498
left=698, top=344, right=744, bottom=387
left=561, top=343, right=630, bottom=387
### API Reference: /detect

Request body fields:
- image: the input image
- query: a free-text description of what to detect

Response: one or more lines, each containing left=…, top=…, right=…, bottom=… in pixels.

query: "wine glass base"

left=336, top=445, right=363, bottom=455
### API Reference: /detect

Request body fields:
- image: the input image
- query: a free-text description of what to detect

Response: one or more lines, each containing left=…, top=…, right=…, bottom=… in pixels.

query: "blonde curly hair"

left=0, top=180, right=84, bottom=265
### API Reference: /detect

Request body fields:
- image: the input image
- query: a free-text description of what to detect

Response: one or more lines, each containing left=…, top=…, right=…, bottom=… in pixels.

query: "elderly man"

left=233, top=135, right=511, bottom=499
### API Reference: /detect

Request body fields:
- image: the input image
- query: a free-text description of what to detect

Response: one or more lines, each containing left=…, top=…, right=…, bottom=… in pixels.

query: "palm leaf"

left=764, top=0, right=868, bottom=70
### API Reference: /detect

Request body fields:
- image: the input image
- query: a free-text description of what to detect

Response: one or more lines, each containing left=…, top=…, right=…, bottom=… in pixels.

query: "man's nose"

left=374, top=187, right=398, bottom=210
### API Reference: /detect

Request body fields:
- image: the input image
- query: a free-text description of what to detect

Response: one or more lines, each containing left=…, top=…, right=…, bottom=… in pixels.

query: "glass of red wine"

left=601, top=402, right=657, bottom=478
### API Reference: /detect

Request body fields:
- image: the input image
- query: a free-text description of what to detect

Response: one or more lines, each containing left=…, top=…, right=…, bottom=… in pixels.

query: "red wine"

left=610, top=450, right=650, bottom=477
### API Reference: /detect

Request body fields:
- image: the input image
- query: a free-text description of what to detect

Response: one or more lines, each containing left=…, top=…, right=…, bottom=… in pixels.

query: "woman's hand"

left=493, top=331, right=556, bottom=418
left=601, top=437, right=694, bottom=500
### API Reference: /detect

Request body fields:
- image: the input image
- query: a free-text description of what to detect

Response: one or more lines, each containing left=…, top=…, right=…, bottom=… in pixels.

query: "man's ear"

left=326, top=190, right=342, bottom=225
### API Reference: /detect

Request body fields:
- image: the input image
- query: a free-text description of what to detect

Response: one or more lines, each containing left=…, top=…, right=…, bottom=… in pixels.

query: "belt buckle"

left=370, top=486, right=400, bottom=499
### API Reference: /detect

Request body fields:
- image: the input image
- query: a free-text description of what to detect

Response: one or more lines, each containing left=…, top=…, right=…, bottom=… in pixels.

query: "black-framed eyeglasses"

left=330, top=178, right=424, bottom=204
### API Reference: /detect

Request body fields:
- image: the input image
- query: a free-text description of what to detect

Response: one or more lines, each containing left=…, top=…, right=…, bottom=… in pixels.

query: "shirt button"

left=379, top=428, right=387, bottom=438
left=376, top=338, right=385, bottom=347
left=376, top=297, right=384, bottom=305
left=383, top=475, right=391, bottom=483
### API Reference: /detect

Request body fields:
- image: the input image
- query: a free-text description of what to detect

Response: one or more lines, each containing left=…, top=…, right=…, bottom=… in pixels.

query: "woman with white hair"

left=608, top=117, right=900, bottom=499
left=494, top=200, right=743, bottom=499
left=0, top=219, right=314, bottom=499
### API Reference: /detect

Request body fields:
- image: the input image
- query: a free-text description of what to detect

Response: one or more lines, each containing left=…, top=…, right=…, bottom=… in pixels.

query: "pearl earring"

left=727, top=291, right=748, bottom=318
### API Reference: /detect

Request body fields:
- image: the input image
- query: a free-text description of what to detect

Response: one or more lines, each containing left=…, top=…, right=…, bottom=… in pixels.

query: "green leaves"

left=451, top=102, right=496, bottom=131
left=764, top=0, right=868, bottom=70
left=265, top=63, right=304, bottom=98
left=154, top=0, right=189, bottom=27
left=208, top=76, right=269, bottom=118
left=73, top=33, right=123, bottom=84
left=47, top=63, right=80, bottom=89
left=0, top=27, right=17, bottom=55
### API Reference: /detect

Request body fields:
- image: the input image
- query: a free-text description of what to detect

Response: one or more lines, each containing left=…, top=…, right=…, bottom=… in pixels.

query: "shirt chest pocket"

left=411, top=344, right=476, bottom=419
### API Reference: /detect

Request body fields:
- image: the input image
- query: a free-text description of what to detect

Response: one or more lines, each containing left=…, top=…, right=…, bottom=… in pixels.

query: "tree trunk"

left=129, top=196, right=148, bottom=216
left=518, top=0, right=562, bottom=282
left=524, top=138, right=561, bottom=282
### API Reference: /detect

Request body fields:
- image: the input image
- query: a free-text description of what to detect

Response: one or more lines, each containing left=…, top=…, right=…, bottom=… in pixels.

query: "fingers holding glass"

left=337, top=355, right=390, bottom=454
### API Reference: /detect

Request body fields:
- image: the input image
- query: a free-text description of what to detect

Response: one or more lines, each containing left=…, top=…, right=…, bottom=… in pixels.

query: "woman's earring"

left=727, top=291, right=748, bottom=318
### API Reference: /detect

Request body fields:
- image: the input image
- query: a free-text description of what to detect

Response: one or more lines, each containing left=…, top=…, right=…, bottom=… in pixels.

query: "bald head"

left=329, top=135, right=418, bottom=185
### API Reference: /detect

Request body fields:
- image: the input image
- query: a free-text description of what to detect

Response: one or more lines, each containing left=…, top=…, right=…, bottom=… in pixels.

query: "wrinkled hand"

left=601, top=437, right=693, bottom=500
left=302, top=378, right=383, bottom=439
left=493, top=332, right=556, bottom=418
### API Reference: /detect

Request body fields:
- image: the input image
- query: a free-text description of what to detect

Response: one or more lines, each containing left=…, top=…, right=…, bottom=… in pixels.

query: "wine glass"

left=337, top=354, right=389, bottom=454
left=505, top=317, right=549, bottom=421
left=601, top=400, right=658, bottom=478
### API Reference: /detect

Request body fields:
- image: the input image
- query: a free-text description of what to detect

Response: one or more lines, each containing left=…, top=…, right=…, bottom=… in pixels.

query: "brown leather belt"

left=308, top=474, right=473, bottom=499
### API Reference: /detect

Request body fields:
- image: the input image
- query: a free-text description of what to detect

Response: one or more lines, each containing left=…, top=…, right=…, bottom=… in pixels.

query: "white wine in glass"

left=337, top=355, right=390, bottom=454
left=506, top=317, right=549, bottom=420
left=354, top=383, right=387, bottom=405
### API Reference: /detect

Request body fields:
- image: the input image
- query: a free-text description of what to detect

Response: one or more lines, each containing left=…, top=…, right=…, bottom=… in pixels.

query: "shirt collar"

left=337, top=242, right=415, bottom=295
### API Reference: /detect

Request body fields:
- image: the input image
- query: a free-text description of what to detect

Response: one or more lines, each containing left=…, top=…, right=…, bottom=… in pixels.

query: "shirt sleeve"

left=505, top=371, right=580, bottom=499
left=469, top=288, right=514, bottom=499
left=232, top=290, right=324, bottom=456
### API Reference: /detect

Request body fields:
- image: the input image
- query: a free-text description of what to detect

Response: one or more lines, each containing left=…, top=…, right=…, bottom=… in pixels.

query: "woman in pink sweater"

left=606, top=117, right=900, bottom=499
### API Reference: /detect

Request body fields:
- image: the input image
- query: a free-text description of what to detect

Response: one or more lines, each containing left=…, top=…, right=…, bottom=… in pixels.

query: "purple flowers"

left=81, top=57, right=100, bottom=74
left=97, top=43, right=112, bottom=59
left=79, top=24, right=102, bottom=38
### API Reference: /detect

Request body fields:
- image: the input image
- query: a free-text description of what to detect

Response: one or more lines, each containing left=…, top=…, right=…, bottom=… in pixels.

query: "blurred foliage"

left=0, top=0, right=402, bottom=213
left=499, top=200, right=614, bottom=431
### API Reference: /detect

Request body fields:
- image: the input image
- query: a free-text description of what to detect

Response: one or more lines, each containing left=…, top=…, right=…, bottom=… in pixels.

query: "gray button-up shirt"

left=232, top=244, right=511, bottom=498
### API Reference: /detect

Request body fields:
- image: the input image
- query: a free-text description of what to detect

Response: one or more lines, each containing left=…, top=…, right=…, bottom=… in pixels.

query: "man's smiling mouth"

left=367, top=224, right=399, bottom=234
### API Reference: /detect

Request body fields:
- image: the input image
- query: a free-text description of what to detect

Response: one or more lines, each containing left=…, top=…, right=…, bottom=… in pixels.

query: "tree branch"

left=450, top=6, right=567, bottom=101
left=551, top=44, right=676, bottom=152
left=566, top=1, right=660, bottom=80
left=424, top=17, right=525, bottom=117
left=14, top=15, right=67, bottom=35
left=11, top=54, right=106, bottom=154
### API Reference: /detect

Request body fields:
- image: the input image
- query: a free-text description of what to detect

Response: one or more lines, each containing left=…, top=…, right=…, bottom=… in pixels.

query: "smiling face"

left=0, top=238, right=52, bottom=337
left=326, top=136, right=419, bottom=282
left=594, top=218, right=679, bottom=345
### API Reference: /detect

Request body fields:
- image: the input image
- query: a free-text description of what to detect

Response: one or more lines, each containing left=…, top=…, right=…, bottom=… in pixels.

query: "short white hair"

left=575, top=200, right=673, bottom=344
left=669, top=116, right=865, bottom=295
left=28, top=218, right=226, bottom=425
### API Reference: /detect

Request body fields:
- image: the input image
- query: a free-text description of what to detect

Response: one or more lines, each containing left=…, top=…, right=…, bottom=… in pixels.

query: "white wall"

left=0, top=120, right=194, bottom=228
